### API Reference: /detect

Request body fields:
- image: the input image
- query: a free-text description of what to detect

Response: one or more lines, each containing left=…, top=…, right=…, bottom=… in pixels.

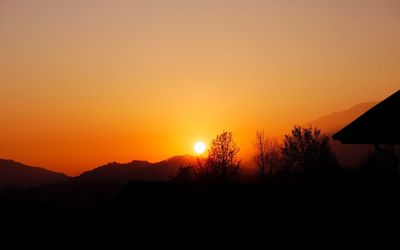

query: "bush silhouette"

left=281, top=125, right=338, bottom=178
left=172, top=165, right=196, bottom=183
left=360, top=146, right=399, bottom=185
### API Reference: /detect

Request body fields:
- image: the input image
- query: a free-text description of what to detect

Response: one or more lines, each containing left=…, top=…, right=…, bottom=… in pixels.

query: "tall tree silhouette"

left=253, top=130, right=280, bottom=180
left=282, top=126, right=337, bottom=176
left=199, top=131, right=240, bottom=182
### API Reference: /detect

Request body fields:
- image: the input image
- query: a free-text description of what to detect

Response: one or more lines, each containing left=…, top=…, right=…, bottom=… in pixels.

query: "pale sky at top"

left=0, top=0, right=399, bottom=175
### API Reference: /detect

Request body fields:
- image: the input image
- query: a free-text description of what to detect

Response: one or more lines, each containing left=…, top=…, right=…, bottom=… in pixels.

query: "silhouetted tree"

left=198, top=131, right=240, bottom=183
left=282, top=125, right=338, bottom=177
left=253, top=130, right=280, bottom=180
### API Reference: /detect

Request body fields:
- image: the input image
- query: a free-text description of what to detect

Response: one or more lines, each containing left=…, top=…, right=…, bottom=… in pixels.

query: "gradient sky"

left=1, top=0, right=399, bottom=175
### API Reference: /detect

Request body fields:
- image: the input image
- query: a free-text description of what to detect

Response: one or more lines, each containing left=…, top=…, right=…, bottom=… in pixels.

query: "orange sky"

left=1, top=0, right=399, bottom=175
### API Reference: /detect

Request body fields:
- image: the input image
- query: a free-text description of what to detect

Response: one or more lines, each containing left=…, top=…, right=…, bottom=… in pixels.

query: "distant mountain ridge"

left=74, top=155, right=198, bottom=184
left=0, top=159, right=69, bottom=187
left=76, top=160, right=152, bottom=183
left=0, top=156, right=199, bottom=187
left=309, top=101, right=378, bottom=166
left=310, top=101, right=378, bottom=134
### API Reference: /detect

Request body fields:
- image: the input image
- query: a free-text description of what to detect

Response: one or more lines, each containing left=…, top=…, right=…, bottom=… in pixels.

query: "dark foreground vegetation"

left=1, top=176, right=400, bottom=248
left=1, top=127, right=399, bottom=248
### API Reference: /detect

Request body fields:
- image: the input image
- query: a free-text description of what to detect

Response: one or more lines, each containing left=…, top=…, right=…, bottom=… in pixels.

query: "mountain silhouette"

left=0, top=159, right=69, bottom=187
left=74, top=155, right=198, bottom=184
left=311, top=102, right=378, bottom=133
left=310, top=101, right=378, bottom=166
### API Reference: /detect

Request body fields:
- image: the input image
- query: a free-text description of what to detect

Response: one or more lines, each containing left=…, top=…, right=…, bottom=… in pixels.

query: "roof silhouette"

left=332, top=90, right=400, bottom=144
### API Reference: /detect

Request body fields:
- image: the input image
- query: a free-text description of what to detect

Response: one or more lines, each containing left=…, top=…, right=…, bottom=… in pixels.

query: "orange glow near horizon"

left=1, top=1, right=400, bottom=175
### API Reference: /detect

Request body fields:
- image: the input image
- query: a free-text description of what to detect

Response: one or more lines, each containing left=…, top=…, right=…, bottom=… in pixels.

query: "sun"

left=194, top=141, right=207, bottom=154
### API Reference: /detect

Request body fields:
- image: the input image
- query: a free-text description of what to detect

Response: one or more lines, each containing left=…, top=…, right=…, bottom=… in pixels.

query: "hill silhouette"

left=310, top=102, right=378, bottom=166
left=0, top=159, right=69, bottom=187
left=74, top=155, right=198, bottom=184
left=0, top=156, right=199, bottom=187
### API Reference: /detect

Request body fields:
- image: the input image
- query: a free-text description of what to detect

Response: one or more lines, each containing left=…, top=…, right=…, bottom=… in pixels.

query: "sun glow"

left=194, top=141, right=206, bottom=154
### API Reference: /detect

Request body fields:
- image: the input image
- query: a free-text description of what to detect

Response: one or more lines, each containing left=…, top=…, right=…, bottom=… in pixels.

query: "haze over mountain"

left=0, top=159, right=69, bottom=187
left=311, top=102, right=378, bottom=134
left=310, top=101, right=378, bottom=166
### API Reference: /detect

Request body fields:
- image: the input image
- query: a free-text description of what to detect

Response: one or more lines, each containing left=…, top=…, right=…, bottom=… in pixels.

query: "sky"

left=1, top=0, right=399, bottom=175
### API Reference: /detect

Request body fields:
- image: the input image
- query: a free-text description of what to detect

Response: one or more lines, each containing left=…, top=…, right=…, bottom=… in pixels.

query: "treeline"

left=173, top=125, right=399, bottom=185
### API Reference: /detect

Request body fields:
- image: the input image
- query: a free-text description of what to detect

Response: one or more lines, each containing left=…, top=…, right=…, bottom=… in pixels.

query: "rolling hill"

left=74, top=155, right=198, bottom=184
left=0, top=159, right=70, bottom=187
